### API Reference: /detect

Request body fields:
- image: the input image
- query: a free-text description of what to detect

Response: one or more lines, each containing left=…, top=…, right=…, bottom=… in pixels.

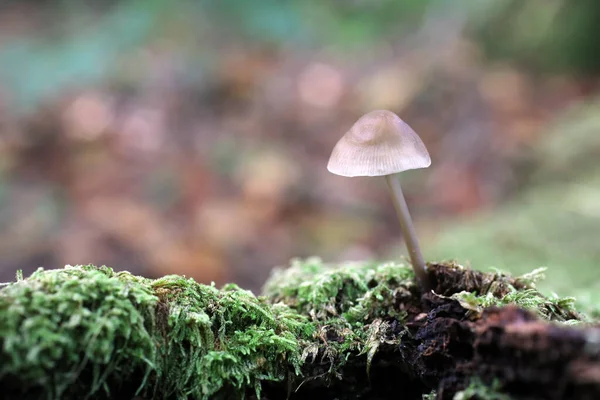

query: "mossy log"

left=0, top=259, right=598, bottom=399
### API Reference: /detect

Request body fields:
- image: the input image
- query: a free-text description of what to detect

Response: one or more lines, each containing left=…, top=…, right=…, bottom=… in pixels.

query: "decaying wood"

left=281, top=264, right=600, bottom=400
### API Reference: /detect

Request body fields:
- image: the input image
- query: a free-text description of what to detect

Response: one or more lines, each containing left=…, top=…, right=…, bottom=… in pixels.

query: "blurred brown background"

left=1, top=0, right=599, bottom=294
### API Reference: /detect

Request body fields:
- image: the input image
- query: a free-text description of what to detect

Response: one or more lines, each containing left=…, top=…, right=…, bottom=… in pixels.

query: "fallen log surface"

left=0, top=260, right=598, bottom=399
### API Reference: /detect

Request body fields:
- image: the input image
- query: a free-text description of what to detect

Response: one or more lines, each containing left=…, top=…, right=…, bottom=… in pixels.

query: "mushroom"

left=327, top=110, right=432, bottom=291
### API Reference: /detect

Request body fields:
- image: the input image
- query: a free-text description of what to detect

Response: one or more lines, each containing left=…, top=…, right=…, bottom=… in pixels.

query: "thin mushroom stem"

left=384, top=175, right=431, bottom=292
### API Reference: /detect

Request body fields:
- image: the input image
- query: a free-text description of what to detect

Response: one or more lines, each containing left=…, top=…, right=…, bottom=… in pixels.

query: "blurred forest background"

left=0, top=0, right=599, bottom=298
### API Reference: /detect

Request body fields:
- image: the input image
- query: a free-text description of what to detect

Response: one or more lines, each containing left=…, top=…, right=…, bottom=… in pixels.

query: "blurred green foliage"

left=10, top=0, right=599, bottom=113
left=473, top=0, right=600, bottom=74
left=2, top=0, right=600, bottom=300
left=207, top=0, right=435, bottom=45
left=1, top=0, right=474, bottom=111
left=430, top=98, right=600, bottom=296
left=0, top=0, right=166, bottom=110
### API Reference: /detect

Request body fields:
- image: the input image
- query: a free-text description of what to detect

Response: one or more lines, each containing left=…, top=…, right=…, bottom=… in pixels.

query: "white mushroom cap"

left=327, top=110, right=431, bottom=177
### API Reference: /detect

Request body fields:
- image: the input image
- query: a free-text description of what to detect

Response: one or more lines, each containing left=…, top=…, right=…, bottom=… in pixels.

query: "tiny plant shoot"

left=327, top=110, right=432, bottom=291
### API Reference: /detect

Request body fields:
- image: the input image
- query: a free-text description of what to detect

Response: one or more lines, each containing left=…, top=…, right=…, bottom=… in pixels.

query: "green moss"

left=0, top=259, right=592, bottom=399
left=264, top=257, right=417, bottom=377
left=0, top=265, right=157, bottom=399
left=150, top=276, right=313, bottom=399
left=263, top=257, right=415, bottom=324
left=453, top=378, right=512, bottom=400
left=0, top=265, right=313, bottom=400
left=445, top=267, right=582, bottom=323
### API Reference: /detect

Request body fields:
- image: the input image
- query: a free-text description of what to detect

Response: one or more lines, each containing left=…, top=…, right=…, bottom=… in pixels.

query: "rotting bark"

left=425, top=263, right=599, bottom=400
left=439, top=306, right=600, bottom=400
left=264, top=263, right=599, bottom=400
left=1, top=261, right=599, bottom=400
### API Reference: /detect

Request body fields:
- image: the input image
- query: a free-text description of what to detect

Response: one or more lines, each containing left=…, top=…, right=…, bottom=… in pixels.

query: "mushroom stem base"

left=384, top=175, right=430, bottom=292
